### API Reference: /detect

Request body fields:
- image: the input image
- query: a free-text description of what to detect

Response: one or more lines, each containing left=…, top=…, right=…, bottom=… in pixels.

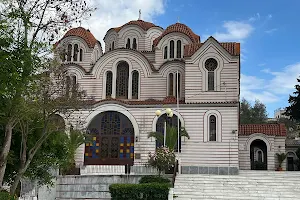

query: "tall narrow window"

left=71, top=76, right=77, bottom=98
left=205, top=58, right=218, bottom=91
left=132, top=38, right=137, bottom=50
left=209, top=115, right=216, bottom=141
left=79, top=49, right=83, bottom=61
left=106, top=71, right=113, bottom=98
left=164, top=46, right=168, bottom=59
left=126, top=38, right=131, bottom=49
left=176, top=40, right=182, bottom=58
left=116, top=61, right=129, bottom=98
left=73, top=44, right=78, bottom=61
left=112, top=41, right=115, bottom=50
left=175, top=73, right=181, bottom=98
left=168, top=73, right=173, bottom=96
left=109, top=44, right=111, bottom=51
left=67, top=44, right=72, bottom=61
left=66, top=76, right=71, bottom=96
left=132, top=70, right=139, bottom=99
left=170, top=40, right=174, bottom=58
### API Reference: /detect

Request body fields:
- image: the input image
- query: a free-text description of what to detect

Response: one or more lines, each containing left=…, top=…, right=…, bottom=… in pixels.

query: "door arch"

left=250, top=139, right=267, bottom=170
left=84, top=111, right=134, bottom=165
left=156, top=113, right=182, bottom=152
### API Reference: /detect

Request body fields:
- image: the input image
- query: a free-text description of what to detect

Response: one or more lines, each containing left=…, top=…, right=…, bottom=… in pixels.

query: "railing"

left=172, top=159, right=179, bottom=187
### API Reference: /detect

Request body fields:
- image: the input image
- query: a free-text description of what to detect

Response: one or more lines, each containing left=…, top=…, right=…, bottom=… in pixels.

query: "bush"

left=139, top=175, right=170, bottom=184
left=109, top=183, right=170, bottom=200
left=148, top=147, right=176, bottom=175
left=0, top=190, right=16, bottom=200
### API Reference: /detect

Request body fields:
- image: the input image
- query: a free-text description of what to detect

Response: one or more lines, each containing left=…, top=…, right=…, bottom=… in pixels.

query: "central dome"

left=153, top=23, right=200, bottom=46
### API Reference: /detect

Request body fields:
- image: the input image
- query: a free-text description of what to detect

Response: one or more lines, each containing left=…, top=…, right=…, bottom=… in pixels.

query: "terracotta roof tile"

left=55, top=27, right=98, bottom=48
left=113, top=20, right=160, bottom=32
left=239, top=124, right=287, bottom=136
left=84, top=98, right=238, bottom=106
left=184, top=41, right=240, bottom=57
left=153, top=23, right=200, bottom=46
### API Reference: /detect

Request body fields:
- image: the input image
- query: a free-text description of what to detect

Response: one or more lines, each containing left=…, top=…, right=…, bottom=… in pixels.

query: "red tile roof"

left=184, top=40, right=240, bottom=57
left=85, top=97, right=238, bottom=106
left=153, top=23, right=200, bottom=46
left=239, top=124, right=287, bottom=136
left=55, top=27, right=98, bottom=48
left=112, top=20, right=160, bottom=33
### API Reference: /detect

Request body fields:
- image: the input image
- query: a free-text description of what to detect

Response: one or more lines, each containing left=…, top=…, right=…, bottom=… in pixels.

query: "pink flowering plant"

left=148, top=147, right=176, bottom=176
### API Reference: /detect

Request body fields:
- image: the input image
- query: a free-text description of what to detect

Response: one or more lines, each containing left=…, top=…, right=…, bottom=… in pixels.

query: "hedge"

left=0, top=191, right=16, bottom=200
left=109, top=183, right=170, bottom=200
left=139, top=175, right=171, bottom=184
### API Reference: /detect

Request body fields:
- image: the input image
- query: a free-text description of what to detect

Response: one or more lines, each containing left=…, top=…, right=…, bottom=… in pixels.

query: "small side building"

left=238, top=124, right=287, bottom=171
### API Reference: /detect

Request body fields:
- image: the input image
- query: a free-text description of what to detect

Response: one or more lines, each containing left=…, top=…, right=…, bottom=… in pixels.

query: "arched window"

left=176, top=40, right=181, bottom=58
left=257, top=150, right=263, bottom=162
left=175, top=72, right=181, bottom=98
left=133, top=38, right=137, bottom=50
left=112, top=41, right=115, bottom=50
left=132, top=70, right=139, bottom=99
left=205, top=58, right=218, bottom=91
left=168, top=73, right=173, bottom=96
left=164, top=46, right=168, bottom=59
left=106, top=71, right=113, bottom=98
left=209, top=115, right=216, bottom=141
left=79, top=49, right=83, bottom=61
left=126, top=38, right=131, bottom=49
left=156, top=113, right=182, bottom=152
left=170, top=40, right=174, bottom=58
left=67, top=44, right=72, bottom=61
left=73, top=44, right=78, bottom=61
left=116, top=61, right=129, bottom=98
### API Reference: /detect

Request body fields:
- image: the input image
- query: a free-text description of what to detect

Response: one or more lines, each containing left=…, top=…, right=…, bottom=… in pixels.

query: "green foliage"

left=276, top=153, right=287, bottom=168
left=148, top=147, right=176, bottom=176
left=109, top=183, right=170, bottom=200
left=139, top=175, right=171, bottom=184
left=0, top=190, right=16, bottom=200
left=148, top=125, right=190, bottom=150
left=285, top=78, right=300, bottom=121
left=240, top=98, right=268, bottom=124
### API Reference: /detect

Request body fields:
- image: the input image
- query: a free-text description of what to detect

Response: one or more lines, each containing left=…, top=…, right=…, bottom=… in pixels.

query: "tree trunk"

left=0, top=121, right=14, bottom=187
left=9, top=171, right=22, bottom=195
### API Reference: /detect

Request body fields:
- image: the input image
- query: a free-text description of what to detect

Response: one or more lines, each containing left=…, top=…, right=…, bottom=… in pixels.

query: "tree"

left=285, top=78, right=300, bottom=121
left=240, top=98, right=268, bottom=124
left=148, top=125, right=190, bottom=151
left=0, top=0, right=93, bottom=188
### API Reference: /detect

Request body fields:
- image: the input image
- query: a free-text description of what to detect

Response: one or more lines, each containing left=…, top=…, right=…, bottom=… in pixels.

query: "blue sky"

left=87, top=0, right=300, bottom=117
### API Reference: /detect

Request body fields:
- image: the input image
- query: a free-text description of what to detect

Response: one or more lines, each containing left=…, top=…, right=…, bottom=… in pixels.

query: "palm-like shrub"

left=276, top=153, right=287, bottom=168
left=148, top=125, right=190, bottom=151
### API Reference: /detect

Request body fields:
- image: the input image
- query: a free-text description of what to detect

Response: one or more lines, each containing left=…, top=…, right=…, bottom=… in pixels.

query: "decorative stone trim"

left=181, top=166, right=239, bottom=175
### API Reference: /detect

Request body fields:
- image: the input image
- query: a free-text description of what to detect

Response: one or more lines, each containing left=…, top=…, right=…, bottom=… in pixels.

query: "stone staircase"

left=174, top=170, right=300, bottom=200
left=55, top=175, right=141, bottom=200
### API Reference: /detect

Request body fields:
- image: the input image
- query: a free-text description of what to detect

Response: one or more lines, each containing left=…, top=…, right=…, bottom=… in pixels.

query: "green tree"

left=240, top=98, right=268, bottom=124
left=0, top=0, right=93, bottom=189
left=285, top=78, right=300, bottom=121
left=148, top=125, right=190, bottom=151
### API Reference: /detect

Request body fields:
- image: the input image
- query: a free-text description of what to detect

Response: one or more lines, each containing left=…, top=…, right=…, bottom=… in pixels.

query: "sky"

left=82, top=0, right=300, bottom=117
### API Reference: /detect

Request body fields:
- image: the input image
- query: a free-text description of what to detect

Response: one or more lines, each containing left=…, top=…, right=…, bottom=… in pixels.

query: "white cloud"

left=241, top=63, right=300, bottom=104
left=265, top=28, right=277, bottom=34
left=248, top=13, right=260, bottom=22
left=82, top=0, right=166, bottom=48
left=212, top=21, right=254, bottom=42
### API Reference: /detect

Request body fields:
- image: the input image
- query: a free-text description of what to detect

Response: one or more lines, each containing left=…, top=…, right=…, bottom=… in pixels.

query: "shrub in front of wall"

left=109, top=183, right=170, bottom=200
left=0, top=190, right=17, bottom=200
left=139, top=175, right=171, bottom=184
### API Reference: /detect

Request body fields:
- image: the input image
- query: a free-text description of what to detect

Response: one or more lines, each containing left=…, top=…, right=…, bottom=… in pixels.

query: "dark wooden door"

left=287, top=157, right=294, bottom=171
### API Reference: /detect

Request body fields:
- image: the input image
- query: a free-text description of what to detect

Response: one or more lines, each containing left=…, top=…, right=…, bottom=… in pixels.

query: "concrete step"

left=174, top=172, right=300, bottom=200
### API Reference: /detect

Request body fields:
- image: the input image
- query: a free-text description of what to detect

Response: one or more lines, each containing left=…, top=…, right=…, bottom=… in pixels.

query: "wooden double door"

left=84, top=111, right=134, bottom=165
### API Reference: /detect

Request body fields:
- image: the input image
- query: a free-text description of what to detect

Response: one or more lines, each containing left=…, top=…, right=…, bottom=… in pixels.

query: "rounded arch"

left=199, top=53, right=224, bottom=91
left=118, top=26, right=144, bottom=39
left=250, top=139, right=268, bottom=170
left=246, top=134, right=272, bottom=151
left=59, top=36, right=91, bottom=52
left=85, top=104, right=139, bottom=138
left=152, top=110, right=185, bottom=132
left=157, top=32, right=192, bottom=49
left=203, top=110, right=222, bottom=142
left=93, top=49, right=153, bottom=78
left=159, top=60, right=185, bottom=76
left=63, top=64, right=86, bottom=78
